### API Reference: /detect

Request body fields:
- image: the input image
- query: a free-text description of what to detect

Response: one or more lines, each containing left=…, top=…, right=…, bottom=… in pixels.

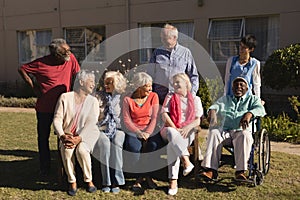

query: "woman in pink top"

left=122, top=72, right=163, bottom=192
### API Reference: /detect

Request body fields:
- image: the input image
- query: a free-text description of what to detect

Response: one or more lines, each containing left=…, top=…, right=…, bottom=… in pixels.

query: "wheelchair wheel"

left=258, top=129, right=271, bottom=175
left=253, top=170, right=263, bottom=186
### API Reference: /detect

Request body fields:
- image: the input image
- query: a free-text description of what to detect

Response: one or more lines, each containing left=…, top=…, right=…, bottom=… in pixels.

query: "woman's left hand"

left=179, top=125, right=192, bottom=139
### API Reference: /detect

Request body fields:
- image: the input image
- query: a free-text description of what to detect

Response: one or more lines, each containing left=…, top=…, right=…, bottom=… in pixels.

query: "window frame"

left=208, top=16, right=279, bottom=63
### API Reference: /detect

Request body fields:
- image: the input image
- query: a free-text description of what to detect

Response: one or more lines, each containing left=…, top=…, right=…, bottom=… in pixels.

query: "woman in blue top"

left=224, top=34, right=261, bottom=98
left=93, top=71, right=127, bottom=194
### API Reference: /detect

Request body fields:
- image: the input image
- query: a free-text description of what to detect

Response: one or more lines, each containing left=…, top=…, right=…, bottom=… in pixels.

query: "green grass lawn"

left=0, top=112, right=299, bottom=200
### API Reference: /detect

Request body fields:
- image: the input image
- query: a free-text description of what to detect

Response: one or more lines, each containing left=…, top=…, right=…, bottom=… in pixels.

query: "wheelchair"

left=222, top=117, right=271, bottom=186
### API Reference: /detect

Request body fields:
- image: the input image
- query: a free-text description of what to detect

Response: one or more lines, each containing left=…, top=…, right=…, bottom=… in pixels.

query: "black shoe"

left=39, top=169, right=50, bottom=181
left=87, top=186, right=97, bottom=193
left=68, top=187, right=78, bottom=196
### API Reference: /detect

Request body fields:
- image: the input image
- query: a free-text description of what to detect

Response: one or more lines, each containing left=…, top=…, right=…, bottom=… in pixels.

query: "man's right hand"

left=207, top=109, right=218, bottom=127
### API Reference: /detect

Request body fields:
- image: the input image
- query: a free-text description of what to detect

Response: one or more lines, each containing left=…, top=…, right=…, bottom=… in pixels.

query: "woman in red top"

left=122, top=72, right=163, bottom=192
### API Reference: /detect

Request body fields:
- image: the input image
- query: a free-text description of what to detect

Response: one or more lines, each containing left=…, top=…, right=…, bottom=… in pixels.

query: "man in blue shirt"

left=149, top=24, right=199, bottom=105
left=200, top=77, right=266, bottom=180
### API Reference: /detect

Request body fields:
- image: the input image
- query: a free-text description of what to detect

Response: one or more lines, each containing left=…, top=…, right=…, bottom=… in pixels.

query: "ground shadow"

left=0, top=148, right=240, bottom=194
left=0, top=149, right=62, bottom=191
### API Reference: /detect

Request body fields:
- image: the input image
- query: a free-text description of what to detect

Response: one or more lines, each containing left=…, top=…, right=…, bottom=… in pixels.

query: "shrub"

left=288, top=96, right=300, bottom=121
left=263, top=43, right=300, bottom=90
left=0, top=96, right=36, bottom=108
left=198, top=76, right=223, bottom=128
left=262, top=96, right=300, bottom=144
left=262, top=113, right=300, bottom=144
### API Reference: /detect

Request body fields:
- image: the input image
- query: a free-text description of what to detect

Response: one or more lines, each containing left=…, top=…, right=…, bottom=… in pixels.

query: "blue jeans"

left=36, top=112, right=54, bottom=173
left=93, top=130, right=125, bottom=186
left=123, top=132, right=164, bottom=177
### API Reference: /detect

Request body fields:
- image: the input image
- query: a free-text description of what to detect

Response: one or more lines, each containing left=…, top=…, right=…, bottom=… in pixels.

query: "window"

left=208, top=16, right=279, bottom=62
left=18, top=30, right=52, bottom=64
left=64, top=26, right=106, bottom=64
left=139, top=22, right=195, bottom=63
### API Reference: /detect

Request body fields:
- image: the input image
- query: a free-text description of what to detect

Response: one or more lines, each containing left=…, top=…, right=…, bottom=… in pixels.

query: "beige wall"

left=0, top=0, right=299, bottom=83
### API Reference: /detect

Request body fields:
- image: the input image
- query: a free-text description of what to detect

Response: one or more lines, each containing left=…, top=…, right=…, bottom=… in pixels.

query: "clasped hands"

left=60, top=134, right=82, bottom=149
left=136, top=130, right=150, bottom=140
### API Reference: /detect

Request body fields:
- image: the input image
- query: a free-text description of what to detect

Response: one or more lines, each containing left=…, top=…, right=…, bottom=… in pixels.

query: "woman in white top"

left=160, top=73, right=203, bottom=195
left=53, top=70, right=99, bottom=196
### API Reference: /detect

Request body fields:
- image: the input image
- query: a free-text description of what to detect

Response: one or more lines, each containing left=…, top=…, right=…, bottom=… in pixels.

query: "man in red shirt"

left=18, top=38, right=80, bottom=177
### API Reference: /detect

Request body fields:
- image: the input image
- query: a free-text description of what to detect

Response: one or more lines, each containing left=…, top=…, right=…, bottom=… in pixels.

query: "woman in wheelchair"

left=200, top=77, right=265, bottom=181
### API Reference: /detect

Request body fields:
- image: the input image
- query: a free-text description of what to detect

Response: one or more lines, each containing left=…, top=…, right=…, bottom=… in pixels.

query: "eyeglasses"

left=57, top=47, right=71, bottom=57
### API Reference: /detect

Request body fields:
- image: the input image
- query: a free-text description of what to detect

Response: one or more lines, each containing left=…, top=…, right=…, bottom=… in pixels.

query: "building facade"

left=0, top=0, right=299, bottom=110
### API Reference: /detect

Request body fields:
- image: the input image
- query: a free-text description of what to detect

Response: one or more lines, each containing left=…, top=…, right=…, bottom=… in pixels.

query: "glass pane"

left=85, top=27, right=106, bottom=62
left=71, top=46, right=86, bottom=64
left=18, top=30, right=52, bottom=63
left=35, top=30, right=52, bottom=58
left=245, top=16, right=279, bottom=61
left=208, top=19, right=243, bottom=39
left=36, top=30, right=52, bottom=46
left=211, top=41, right=239, bottom=61
left=65, top=28, right=85, bottom=44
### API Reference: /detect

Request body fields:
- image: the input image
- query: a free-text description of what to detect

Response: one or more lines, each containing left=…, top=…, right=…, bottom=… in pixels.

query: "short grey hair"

left=163, top=23, right=178, bottom=39
left=74, top=70, right=95, bottom=90
left=131, top=72, right=152, bottom=90
left=104, top=71, right=127, bottom=94
left=49, top=38, right=67, bottom=55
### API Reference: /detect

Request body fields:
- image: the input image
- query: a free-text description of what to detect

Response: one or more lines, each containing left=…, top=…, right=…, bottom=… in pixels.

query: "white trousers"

left=60, top=141, right=92, bottom=183
left=161, top=127, right=194, bottom=180
left=201, top=129, right=253, bottom=171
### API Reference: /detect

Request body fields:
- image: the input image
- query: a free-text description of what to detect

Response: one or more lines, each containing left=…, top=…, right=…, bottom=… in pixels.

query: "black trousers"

left=36, top=112, right=54, bottom=174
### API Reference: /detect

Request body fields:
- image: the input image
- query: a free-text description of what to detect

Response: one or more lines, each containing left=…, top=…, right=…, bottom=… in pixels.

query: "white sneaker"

left=183, top=163, right=194, bottom=176
left=168, top=187, right=178, bottom=195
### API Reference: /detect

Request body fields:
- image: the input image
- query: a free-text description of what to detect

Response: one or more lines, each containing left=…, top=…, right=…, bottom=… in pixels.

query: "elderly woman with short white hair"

left=53, top=70, right=99, bottom=196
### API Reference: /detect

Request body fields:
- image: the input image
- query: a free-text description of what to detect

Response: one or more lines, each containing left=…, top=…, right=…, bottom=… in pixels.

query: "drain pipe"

left=126, top=0, right=130, bottom=30
left=125, top=0, right=131, bottom=71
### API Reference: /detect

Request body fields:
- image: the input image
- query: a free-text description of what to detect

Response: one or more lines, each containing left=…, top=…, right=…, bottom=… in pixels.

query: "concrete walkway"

left=198, top=128, right=300, bottom=156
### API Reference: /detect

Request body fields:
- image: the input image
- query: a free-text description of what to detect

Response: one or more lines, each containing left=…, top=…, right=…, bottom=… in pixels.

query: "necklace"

left=133, top=96, right=148, bottom=107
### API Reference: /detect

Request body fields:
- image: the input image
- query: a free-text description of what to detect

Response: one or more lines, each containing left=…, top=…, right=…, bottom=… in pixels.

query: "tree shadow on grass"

left=0, top=149, right=62, bottom=191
